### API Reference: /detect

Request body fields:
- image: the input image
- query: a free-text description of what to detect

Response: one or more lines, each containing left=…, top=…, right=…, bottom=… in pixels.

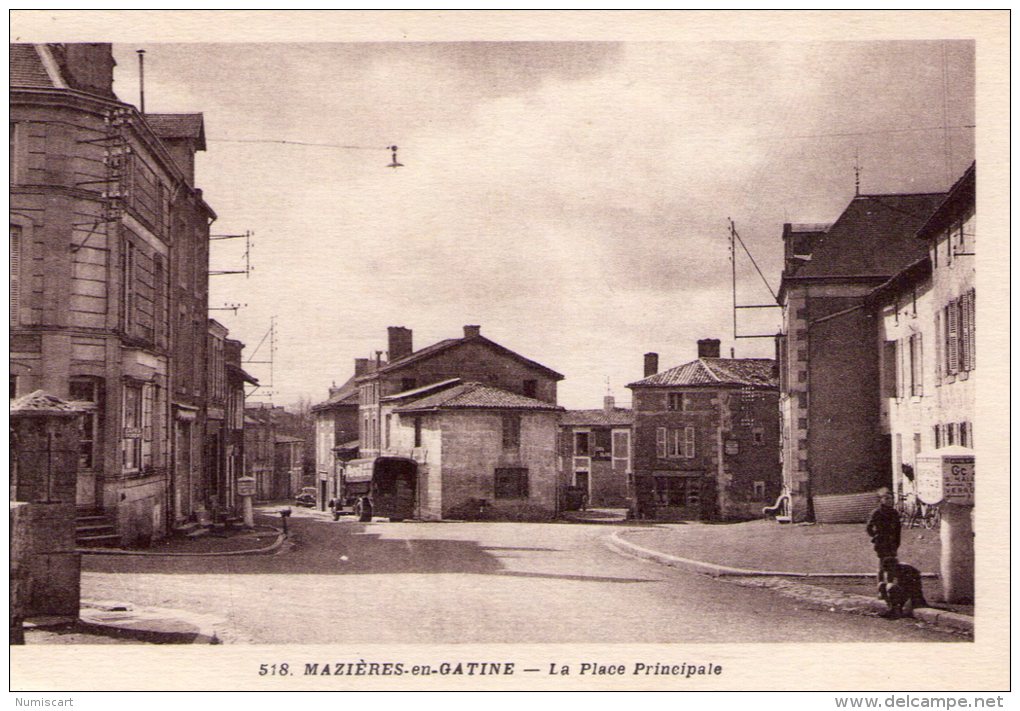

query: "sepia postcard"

left=7, top=9, right=1010, bottom=698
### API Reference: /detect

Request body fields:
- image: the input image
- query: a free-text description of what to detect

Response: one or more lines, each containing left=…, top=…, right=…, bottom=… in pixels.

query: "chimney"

left=698, top=339, right=721, bottom=359
left=354, top=358, right=372, bottom=376
left=604, top=395, right=615, bottom=412
left=644, top=352, right=659, bottom=377
left=388, top=326, right=413, bottom=361
left=463, top=325, right=481, bottom=339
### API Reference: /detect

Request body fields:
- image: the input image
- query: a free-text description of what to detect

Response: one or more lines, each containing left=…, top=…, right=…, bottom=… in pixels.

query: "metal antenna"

left=854, top=148, right=862, bottom=196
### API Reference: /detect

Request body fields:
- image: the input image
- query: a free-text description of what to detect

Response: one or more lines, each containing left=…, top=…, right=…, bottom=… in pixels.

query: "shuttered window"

left=945, top=302, right=959, bottom=375
left=10, top=224, right=21, bottom=324
left=933, top=312, right=942, bottom=382
left=684, top=426, right=696, bottom=458
left=656, top=427, right=667, bottom=459
left=910, top=332, right=923, bottom=397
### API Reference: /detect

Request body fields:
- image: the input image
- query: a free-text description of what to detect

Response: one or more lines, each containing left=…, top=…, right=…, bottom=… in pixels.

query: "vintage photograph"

left=8, top=10, right=1008, bottom=695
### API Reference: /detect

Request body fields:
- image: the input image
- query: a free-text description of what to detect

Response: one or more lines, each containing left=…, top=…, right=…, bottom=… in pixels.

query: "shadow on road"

left=83, top=516, right=656, bottom=586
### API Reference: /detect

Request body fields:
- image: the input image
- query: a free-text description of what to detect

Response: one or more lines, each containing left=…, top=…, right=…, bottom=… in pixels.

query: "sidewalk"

left=608, top=519, right=973, bottom=635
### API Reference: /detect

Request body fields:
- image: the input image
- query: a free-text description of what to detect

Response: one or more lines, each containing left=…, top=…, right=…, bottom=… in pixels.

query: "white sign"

left=236, top=476, right=256, bottom=497
left=915, top=452, right=974, bottom=506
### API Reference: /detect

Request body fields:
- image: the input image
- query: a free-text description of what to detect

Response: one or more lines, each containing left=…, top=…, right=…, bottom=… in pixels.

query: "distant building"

left=275, top=435, right=304, bottom=500
left=627, top=339, right=781, bottom=521
left=9, top=44, right=215, bottom=544
left=311, top=373, right=360, bottom=509
left=390, top=381, right=564, bottom=520
left=869, top=164, right=976, bottom=503
left=355, top=325, right=563, bottom=458
left=558, top=397, right=633, bottom=509
left=776, top=190, right=946, bottom=522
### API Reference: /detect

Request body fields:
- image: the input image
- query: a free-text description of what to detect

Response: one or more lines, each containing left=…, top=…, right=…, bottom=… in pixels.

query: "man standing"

left=866, top=488, right=901, bottom=580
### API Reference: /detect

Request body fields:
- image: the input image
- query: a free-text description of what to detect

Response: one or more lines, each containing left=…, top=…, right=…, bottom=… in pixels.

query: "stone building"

left=9, top=44, right=216, bottom=544
left=355, top=325, right=563, bottom=458
left=389, top=381, right=563, bottom=520
left=558, top=397, right=633, bottom=509
left=627, top=339, right=781, bottom=521
left=776, top=190, right=946, bottom=522
left=311, top=373, right=360, bottom=509
left=870, top=164, right=976, bottom=502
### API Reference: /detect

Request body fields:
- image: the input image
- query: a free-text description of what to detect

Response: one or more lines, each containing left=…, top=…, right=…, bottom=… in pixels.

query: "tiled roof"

left=10, top=390, right=83, bottom=416
left=629, top=358, right=777, bottom=388
left=144, top=113, right=206, bottom=150
left=790, top=193, right=946, bottom=279
left=395, top=382, right=563, bottom=413
left=311, top=375, right=359, bottom=412
left=917, top=162, right=975, bottom=240
left=10, top=45, right=56, bottom=89
left=382, top=378, right=462, bottom=402
left=360, top=334, right=563, bottom=381
left=560, top=408, right=633, bottom=426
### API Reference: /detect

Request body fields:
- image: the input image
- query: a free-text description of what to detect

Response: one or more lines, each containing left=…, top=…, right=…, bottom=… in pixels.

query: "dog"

left=878, top=557, right=929, bottom=619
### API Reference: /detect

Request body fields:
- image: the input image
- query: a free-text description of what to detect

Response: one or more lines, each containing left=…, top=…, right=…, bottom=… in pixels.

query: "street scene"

left=9, top=16, right=999, bottom=693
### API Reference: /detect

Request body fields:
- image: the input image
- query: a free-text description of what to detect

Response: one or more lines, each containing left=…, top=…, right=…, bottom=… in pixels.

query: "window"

left=10, top=224, right=21, bottom=324
left=122, top=382, right=143, bottom=472
left=933, top=425, right=942, bottom=449
left=960, top=422, right=972, bottom=448
left=574, top=431, right=591, bottom=456
left=909, top=332, right=923, bottom=396
left=122, top=240, right=137, bottom=335
left=940, top=291, right=976, bottom=379
left=752, top=427, right=765, bottom=445
left=653, top=477, right=700, bottom=507
left=882, top=340, right=897, bottom=398
left=413, top=417, right=422, bottom=448
left=502, top=414, right=521, bottom=450
left=656, top=427, right=667, bottom=458
left=611, top=429, right=631, bottom=473
left=70, top=377, right=103, bottom=470
left=666, top=427, right=695, bottom=459
left=753, top=481, right=766, bottom=499
left=523, top=379, right=538, bottom=398
left=494, top=467, right=528, bottom=499
left=668, top=393, right=685, bottom=411
left=384, top=414, right=392, bottom=450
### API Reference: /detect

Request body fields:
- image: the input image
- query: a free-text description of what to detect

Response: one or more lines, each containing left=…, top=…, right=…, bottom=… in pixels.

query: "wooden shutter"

left=913, top=333, right=923, bottom=396
left=896, top=338, right=905, bottom=398
left=656, top=427, right=666, bottom=458
left=933, top=311, right=942, bottom=382
left=10, top=225, right=20, bottom=324
left=685, top=426, right=696, bottom=458
left=946, top=302, right=959, bottom=374
left=959, top=293, right=971, bottom=371
left=969, top=290, right=976, bottom=369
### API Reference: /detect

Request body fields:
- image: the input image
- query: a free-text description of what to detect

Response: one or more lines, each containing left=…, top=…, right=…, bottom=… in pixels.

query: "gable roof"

left=628, top=358, right=777, bottom=389
left=788, top=192, right=945, bottom=280
left=917, top=162, right=975, bottom=241
left=10, top=45, right=57, bottom=89
left=394, top=382, right=563, bottom=413
left=311, top=374, right=360, bottom=412
left=144, top=113, right=207, bottom=151
left=560, top=408, right=633, bottom=427
left=358, top=333, right=563, bottom=381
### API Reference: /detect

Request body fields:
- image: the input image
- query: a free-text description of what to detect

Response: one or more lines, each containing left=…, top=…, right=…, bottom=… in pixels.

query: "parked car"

left=295, top=487, right=317, bottom=508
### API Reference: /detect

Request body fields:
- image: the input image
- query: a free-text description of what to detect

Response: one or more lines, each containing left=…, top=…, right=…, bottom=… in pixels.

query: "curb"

left=606, top=530, right=973, bottom=635
left=79, top=600, right=225, bottom=644
left=78, top=526, right=287, bottom=557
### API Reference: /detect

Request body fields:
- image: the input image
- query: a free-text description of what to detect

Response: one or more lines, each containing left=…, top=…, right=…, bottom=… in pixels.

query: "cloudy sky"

left=110, top=40, right=974, bottom=409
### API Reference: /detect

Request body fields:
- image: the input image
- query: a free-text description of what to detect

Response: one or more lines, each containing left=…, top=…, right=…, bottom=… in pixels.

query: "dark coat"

left=866, top=504, right=901, bottom=555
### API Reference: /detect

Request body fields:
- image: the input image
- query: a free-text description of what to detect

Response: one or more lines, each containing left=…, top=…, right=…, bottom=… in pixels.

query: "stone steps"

left=75, top=509, right=119, bottom=548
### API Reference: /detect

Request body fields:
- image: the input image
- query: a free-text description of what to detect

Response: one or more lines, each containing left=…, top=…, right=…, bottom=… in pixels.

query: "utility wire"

left=208, top=138, right=386, bottom=150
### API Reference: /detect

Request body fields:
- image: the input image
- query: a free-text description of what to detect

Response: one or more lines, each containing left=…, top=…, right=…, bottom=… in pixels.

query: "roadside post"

left=916, top=447, right=975, bottom=603
left=236, top=476, right=256, bottom=528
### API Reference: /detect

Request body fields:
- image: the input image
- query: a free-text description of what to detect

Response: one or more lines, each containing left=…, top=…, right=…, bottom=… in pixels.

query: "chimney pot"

left=697, top=339, right=721, bottom=359
left=644, top=352, right=659, bottom=378
left=463, top=325, right=481, bottom=339
left=604, top=395, right=615, bottom=412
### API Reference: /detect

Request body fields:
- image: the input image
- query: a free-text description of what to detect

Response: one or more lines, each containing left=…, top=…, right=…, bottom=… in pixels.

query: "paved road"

left=82, top=508, right=963, bottom=644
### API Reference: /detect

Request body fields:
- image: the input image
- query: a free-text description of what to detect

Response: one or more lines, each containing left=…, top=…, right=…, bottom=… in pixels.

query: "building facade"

left=776, top=191, right=946, bottom=522
left=356, top=325, right=563, bottom=458
left=872, top=164, right=976, bottom=503
left=627, top=340, right=781, bottom=521
left=390, top=382, right=563, bottom=521
left=311, top=373, right=360, bottom=509
left=10, top=43, right=216, bottom=544
left=558, top=397, right=632, bottom=509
